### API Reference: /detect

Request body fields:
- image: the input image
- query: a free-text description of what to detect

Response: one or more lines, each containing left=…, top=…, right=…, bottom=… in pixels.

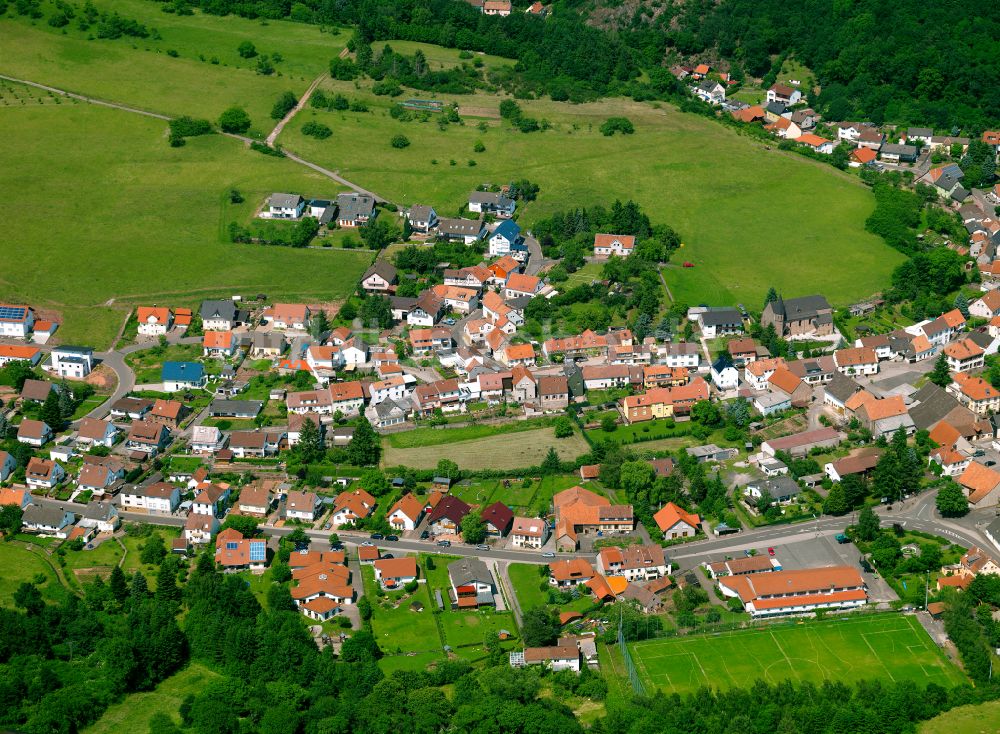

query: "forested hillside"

left=579, top=0, right=1000, bottom=129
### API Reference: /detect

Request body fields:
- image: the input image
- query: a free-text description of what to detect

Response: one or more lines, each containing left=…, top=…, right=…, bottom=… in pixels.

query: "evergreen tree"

left=823, top=483, right=849, bottom=515
left=632, top=312, right=652, bottom=342
left=108, top=565, right=129, bottom=605
left=540, top=447, right=562, bottom=475
left=155, top=558, right=182, bottom=607
left=928, top=354, right=951, bottom=388
left=131, top=571, right=149, bottom=601
left=954, top=292, right=970, bottom=318
left=57, top=381, right=74, bottom=422
left=295, top=415, right=325, bottom=464
left=309, top=310, right=330, bottom=340
left=40, top=389, right=63, bottom=431
left=346, top=417, right=381, bottom=466
left=0, top=410, right=8, bottom=439
left=764, top=287, right=779, bottom=308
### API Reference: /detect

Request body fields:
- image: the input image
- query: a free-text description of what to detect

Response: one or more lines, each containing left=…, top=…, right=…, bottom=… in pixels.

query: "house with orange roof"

left=744, top=357, right=788, bottom=390
left=855, top=395, right=914, bottom=438
left=949, top=372, right=1000, bottom=415
left=548, top=558, right=596, bottom=588
left=849, top=147, right=878, bottom=167
left=653, top=502, right=700, bottom=539
left=596, top=544, right=669, bottom=582
left=718, top=565, right=866, bottom=618
left=643, top=364, right=689, bottom=388
left=944, top=338, right=985, bottom=373
left=552, top=485, right=633, bottom=551
left=487, top=255, right=521, bottom=286
left=692, top=63, right=710, bottom=79
left=25, top=457, right=65, bottom=490
left=731, top=105, right=765, bottom=124
left=373, top=557, right=418, bottom=590
left=292, top=564, right=354, bottom=621
left=0, top=485, right=30, bottom=507
left=215, top=528, right=268, bottom=571
left=618, top=377, right=710, bottom=423
left=137, top=306, right=173, bottom=337
left=0, top=344, right=41, bottom=367
left=497, top=342, right=536, bottom=368
left=928, top=420, right=973, bottom=477
left=504, top=273, right=542, bottom=299
left=203, top=330, right=238, bottom=358
left=797, top=133, right=835, bottom=154
left=940, top=308, right=967, bottom=333
left=330, top=489, right=376, bottom=528
left=767, top=367, right=810, bottom=406
left=764, top=116, right=802, bottom=140
left=834, top=347, right=879, bottom=376
left=958, top=462, right=1000, bottom=507
left=542, top=330, right=608, bottom=359
left=149, top=398, right=186, bottom=429
left=387, top=493, right=426, bottom=531
left=593, top=234, right=635, bottom=259
left=970, top=289, right=1000, bottom=320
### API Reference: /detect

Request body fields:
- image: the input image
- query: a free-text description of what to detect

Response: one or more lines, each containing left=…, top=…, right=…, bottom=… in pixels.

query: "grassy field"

left=126, top=344, right=204, bottom=383
left=83, top=663, right=220, bottom=734
left=0, top=542, right=68, bottom=606
left=382, top=426, right=590, bottom=470
left=449, top=474, right=581, bottom=514
left=0, top=1, right=342, bottom=124
left=385, top=417, right=556, bottom=448
left=918, top=701, right=1000, bottom=734
left=0, top=104, right=372, bottom=347
left=628, top=615, right=964, bottom=695
left=362, top=564, right=443, bottom=656
left=280, top=78, right=902, bottom=307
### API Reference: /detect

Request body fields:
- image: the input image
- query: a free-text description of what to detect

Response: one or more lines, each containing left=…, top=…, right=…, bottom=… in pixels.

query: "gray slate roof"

left=700, top=308, right=742, bottom=327
left=336, top=192, right=376, bottom=222
left=448, top=556, right=494, bottom=587
left=23, top=503, right=70, bottom=528
left=200, top=300, right=238, bottom=321
left=908, top=383, right=965, bottom=430
left=269, top=192, right=303, bottom=209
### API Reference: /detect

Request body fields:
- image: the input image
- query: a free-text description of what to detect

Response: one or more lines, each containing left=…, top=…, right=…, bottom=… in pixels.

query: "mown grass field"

left=0, top=104, right=372, bottom=347
left=628, top=615, right=964, bottom=695
left=83, top=663, right=221, bottom=734
left=0, top=542, right=68, bottom=606
left=385, top=417, right=556, bottom=449
left=382, top=426, right=590, bottom=470
left=0, top=0, right=342, bottom=124
left=281, top=77, right=902, bottom=307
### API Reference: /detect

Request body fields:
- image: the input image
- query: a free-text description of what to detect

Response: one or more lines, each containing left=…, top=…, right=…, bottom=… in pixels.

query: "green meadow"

left=282, top=78, right=903, bottom=307
left=0, top=103, right=372, bottom=347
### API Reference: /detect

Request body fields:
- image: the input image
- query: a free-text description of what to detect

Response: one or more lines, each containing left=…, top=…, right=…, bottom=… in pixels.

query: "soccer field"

left=628, top=615, right=964, bottom=695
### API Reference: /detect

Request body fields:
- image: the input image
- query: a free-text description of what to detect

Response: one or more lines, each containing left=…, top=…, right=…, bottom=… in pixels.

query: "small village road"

left=266, top=74, right=326, bottom=147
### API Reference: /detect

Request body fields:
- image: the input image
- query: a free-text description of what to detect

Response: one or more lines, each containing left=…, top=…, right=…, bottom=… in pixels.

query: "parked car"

left=767, top=547, right=775, bottom=556
left=386, top=535, right=399, bottom=542
left=437, top=540, right=451, bottom=547
left=477, top=544, right=489, bottom=551
left=370, top=533, right=384, bottom=540
left=541, top=551, right=555, bottom=558
left=420, top=530, right=430, bottom=540
left=361, top=541, right=374, bottom=547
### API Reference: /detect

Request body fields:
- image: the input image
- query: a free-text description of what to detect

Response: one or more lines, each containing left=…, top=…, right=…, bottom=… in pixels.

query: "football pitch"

left=627, top=615, right=964, bottom=695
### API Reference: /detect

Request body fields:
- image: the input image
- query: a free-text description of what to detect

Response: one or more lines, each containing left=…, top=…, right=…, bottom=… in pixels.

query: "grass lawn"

left=0, top=11, right=334, bottom=124
left=0, top=104, right=373, bottom=348
left=280, top=79, right=902, bottom=307
left=62, top=537, right=125, bottom=586
left=563, top=261, right=605, bottom=288
left=918, top=700, right=1000, bottom=734
left=0, top=542, right=68, bottom=606
left=585, top=418, right=693, bottom=445
left=508, top=562, right=593, bottom=615
left=120, top=528, right=182, bottom=587
left=362, top=565, right=443, bottom=656
left=126, top=344, right=204, bottom=384
left=385, top=417, right=556, bottom=449
left=629, top=614, right=964, bottom=695
left=83, top=663, right=221, bottom=734
left=382, top=426, right=590, bottom=470
left=380, top=40, right=514, bottom=72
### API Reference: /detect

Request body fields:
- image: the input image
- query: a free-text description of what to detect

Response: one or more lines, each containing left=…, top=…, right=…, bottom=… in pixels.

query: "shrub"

left=403, top=580, right=419, bottom=593
left=372, top=79, right=403, bottom=97
left=391, top=134, right=410, bottom=149
left=237, top=40, right=257, bottom=58
left=270, top=91, right=298, bottom=120
left=473, top=141, right=485, bottom=152
left=302, top=121, right=332, bottom=139
left=600, top=116, right=635, bottom=136
left=169, top=116, right=212, bottom=138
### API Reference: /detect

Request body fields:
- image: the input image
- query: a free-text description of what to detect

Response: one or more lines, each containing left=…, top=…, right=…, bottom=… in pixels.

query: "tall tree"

left=461, top=512, right=486, bottom=544
left=928, top=354, right=951, bottom=388
left=856, top=506, right=881, bottom=541
left=309, top=310, right=330, bottom=340
left=936, top=480, right=969, bottom=517
left=346, top=417, right=381, bottom=465
left=295, top=416, right=325, bottom=464
left=764, top=287, right=779, bottom=308
left=40, top=389, right=63, bottom=431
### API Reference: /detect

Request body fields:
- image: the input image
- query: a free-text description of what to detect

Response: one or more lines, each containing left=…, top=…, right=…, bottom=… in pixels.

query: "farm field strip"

left=382, top=427, right=590, bottom=470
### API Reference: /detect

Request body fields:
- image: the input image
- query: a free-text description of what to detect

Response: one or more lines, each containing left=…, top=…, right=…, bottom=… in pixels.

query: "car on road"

left=329, top=542, right=344, bottom=551
left=437, top=540, right=451, bottom=547
left=541, top=551, right=555, bottom=558
left=835, top=533, right=850, bottom=544
left=420, top=530, right=430, bottom=540
left=443, top=318, right=456, bottom=325
left=767, top=547, right=775, bottom=556
left=370, top=533, right=384, bottom=540
left=361, top=541, right=374, bottom=547
left=743, top=549, right=752, bottom=557
left=386, top=535, right=399, bottom=542
left=323, top=523, right=331, bottom=530
left=477, top=544, right=489, bottom=551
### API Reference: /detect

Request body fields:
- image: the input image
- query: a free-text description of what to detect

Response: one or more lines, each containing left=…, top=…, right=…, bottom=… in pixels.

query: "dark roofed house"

left=336, top=192, right=376, bottom=227
left=428, top=495, right=472, bottom=534
left=481, top=501, right=514, bottom=537
left=361, top=261, right=398, bottom=293
left=209, top=399, right=264, bottom=418
left=909, top=382, right=975, bottom=431
left=21, top=379, right=54, bottom=403
left=200, top=300, right=240, bottom=329
left=880, top=143, right=918, bottom=163
left=698, top=308, right=743, bottom=338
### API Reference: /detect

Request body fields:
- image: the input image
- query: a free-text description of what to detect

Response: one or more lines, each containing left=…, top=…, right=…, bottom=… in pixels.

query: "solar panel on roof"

left=0, top=306, right=28, bottom=321
left=249, top=543, right=266, bottom=561
left=226, top=541, right=238, bottom=550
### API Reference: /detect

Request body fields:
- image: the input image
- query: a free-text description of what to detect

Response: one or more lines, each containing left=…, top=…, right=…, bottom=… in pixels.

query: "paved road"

left=0, top=73, right=387, bottom=203
left=523, top=234, right=552, bottom=276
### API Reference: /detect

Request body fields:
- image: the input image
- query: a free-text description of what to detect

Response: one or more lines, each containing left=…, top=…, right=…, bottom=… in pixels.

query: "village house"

left=825, top=449, right=881, bottom=482
left=944, top=338, right=985, bottom=373
left=200, top=300, right=242, bottom=331
left=0, top=453, right=18, bottom=483
left=387, top=493, right=425, bottom=532
left=162, top=361, right=207, bottom=392
left=537, top=375, right=570, bottom=410
left=0, top=304, right=35, bottom=338
left=552, top=486, right=633, bottom=551
left=191, top=483, right=230, bottom=516
left=406, top=204, right=439, bottom=234
left=285, top=490, right=322, bottom=522
left=488, top=220, right=524, bottom=259
left=25, top=457, right=65, bottom=490
left=136, top=306, right=173, bottom=337
left=427, top=495, right=472, bottom=535
left=215, top=528, right=268, bottom=572
left=767, top=83, right=802, bottom=106
left=21, top=503, right=74, bottom=537
left=549, top=558, right=596, bottom=588
left=266, top=192, right=305, bottom=219
left=448, top=557, right=496, bottom=608
left=653, top=502, right=701, bottom=539
left=46, top=346, right=94, bottom=379
left=77, top=459, right=124, bottom=495
left=184, top=513, right=220, bottom=545
left=263, top=303, right=311, bottom=331
left=437, top=217, right=486, bottom=245
left=126, top=420, right=171, bottom=456
left=373, top=557, right=418, bottom=590
left=121, top=482, right=181, bottom=514
left=969, top=289, right=1000, bottom=320
left=834, top=347, right=879, bottom=376
left=596, top=544, right=669, bottom=582
left=959, top=462, right=1000, bottom=507
left=336, top=192, right=375, bottom=227
left=76, top=417, right=118, bottom=448
left=17, top=419, right=52, bottom=448
left=481, top=501, right=514, bottom=537
left=0, top=344, right=41, bottom=367
left=695, top=79, right=726, bottom=105
left=330, top=489, right=376, bottom=528
left=469, top=190, right=515, bottom=218
left=698, top=308, right=744, bottom=338
left=361, top=261, right=398, bottom=294
left=618, top=378, right=710, bottom=424
left=593, top=233, right=635, bottom=259
left=110, top=396, right=153, bottom=421
left=78, top=501, right=120, bottom=534
left=949, top=373, right=1000, bottom=415
left=510, top=516, right=550, bottom=548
